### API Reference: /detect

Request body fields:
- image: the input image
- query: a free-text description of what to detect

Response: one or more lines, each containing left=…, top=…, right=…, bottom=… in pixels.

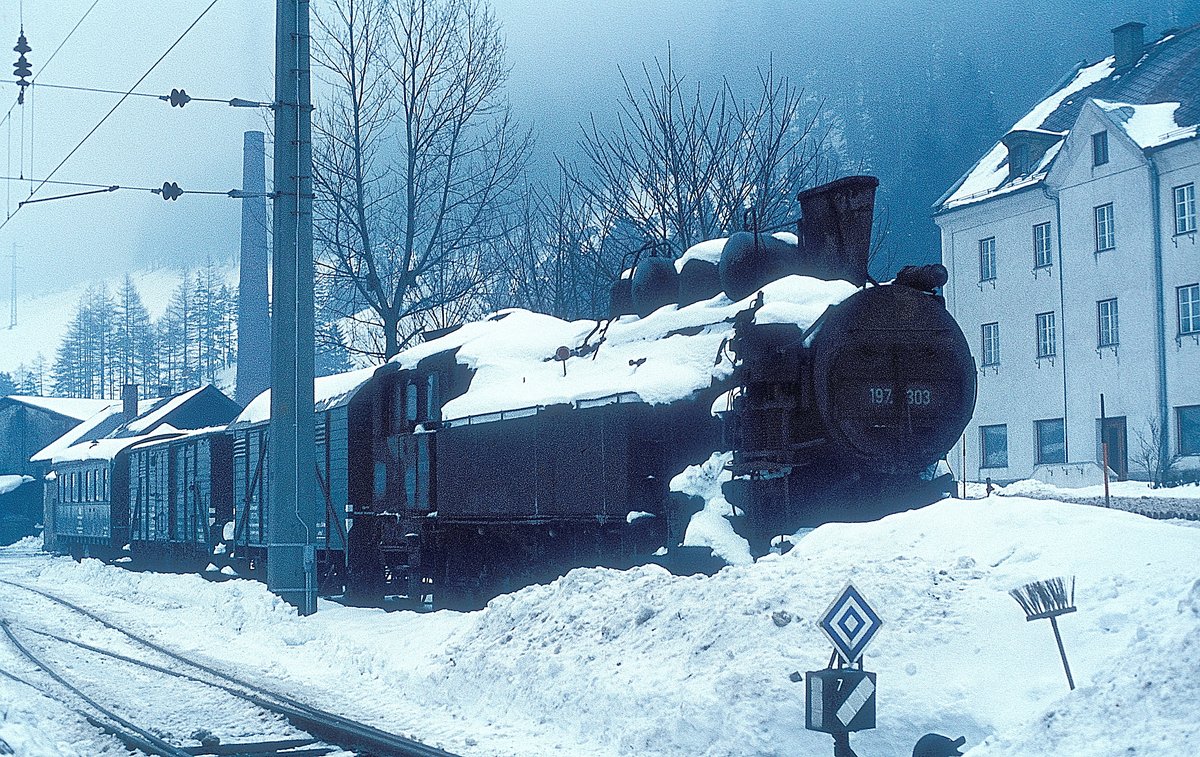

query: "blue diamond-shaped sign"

left=819, top=584, right=882, bottom=663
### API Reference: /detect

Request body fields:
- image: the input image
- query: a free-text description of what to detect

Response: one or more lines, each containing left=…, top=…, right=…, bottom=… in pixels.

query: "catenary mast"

left=267, top=0, right=318, bottom=615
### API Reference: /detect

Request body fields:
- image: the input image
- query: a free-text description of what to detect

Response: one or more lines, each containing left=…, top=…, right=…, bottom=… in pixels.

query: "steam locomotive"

left=41, top=175, right=976, bottom=609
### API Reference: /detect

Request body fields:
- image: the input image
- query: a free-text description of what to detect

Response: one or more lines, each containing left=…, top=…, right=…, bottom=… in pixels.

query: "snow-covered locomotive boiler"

left=619, top=176, right=977, bottom=554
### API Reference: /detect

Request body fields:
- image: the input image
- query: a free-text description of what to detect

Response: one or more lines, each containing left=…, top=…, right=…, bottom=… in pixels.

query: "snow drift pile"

left=2, top=497, right=1197, bottom=757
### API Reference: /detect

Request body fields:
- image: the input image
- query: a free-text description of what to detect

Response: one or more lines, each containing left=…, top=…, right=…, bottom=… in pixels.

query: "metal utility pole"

left=268, top=0, right=318, bottom=615
left=236, top=131, right=270, bottom=406
left=7, top=244, right=16, bottom=329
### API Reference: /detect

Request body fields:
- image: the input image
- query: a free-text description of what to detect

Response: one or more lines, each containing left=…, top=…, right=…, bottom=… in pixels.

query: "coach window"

left=980, top=425, right=1008, bottom=468
left=406, top=381, right=419, bottom=422
left=1179, top=406, right=1200, bottom=456
left=1035, top=418, right=1066, bottom=465
left=426, top=373, right=439, bottom=421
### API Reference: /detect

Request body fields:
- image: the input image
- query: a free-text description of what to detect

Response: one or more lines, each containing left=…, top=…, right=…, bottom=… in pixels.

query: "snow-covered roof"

left=1, top=395, right=117, bottom=421
left=51, top=426, right=186, bottom=465
left=29, top=403, right=125, bottom=463
left=1093, top=99, right=1199, bottom=149
left=938, top=24, right=1200, bottom=212
left=234, top=363, right=383, bottom=426
left=0, top=474, right=34, bottom=495
left=391, top=274, right=857, bottom=422
left=121, top=386, right=206, bottom=435
left=35, top=387, right=235, bottom=465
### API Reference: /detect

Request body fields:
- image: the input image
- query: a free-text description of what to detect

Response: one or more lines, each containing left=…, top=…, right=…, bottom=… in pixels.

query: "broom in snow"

left=1009, top=576, right=1077, bottom=690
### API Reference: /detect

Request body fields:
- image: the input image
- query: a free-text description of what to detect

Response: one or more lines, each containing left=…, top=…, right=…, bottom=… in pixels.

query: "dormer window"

left=1000, top=129, right=1062, bottom=182
left=1092, top=131, right=1109, bottom=167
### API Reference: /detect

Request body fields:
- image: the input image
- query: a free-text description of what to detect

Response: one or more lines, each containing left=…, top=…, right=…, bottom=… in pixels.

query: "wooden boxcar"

left=127, top=429, right=234, bottom=569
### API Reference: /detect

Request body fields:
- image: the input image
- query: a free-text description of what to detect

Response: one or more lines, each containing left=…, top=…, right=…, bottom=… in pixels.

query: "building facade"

left=936, top=22, right=1200, bottom=483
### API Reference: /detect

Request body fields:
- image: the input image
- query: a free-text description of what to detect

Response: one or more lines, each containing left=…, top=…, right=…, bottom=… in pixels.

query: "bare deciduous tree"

left=313, top=0, right=531, bottom=359
left=572, top=51, right=834, bottom=257
left=485, top=170, right=620, bottom=321
left=1132, top=416, right=1182, bottom=488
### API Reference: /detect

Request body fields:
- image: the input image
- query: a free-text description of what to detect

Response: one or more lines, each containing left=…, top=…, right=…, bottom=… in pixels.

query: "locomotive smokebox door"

left=805, top=668, right=876, bottom=734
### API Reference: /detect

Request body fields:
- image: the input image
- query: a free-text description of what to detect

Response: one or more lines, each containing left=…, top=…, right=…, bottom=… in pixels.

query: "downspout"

left=1147, top=154, right=1170, bottom=480
left=1043, top=185, right=1070, bottom=461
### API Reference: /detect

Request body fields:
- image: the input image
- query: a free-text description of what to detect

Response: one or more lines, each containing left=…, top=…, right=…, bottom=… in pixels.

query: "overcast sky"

left=0, top=0, right=1192, bottom=303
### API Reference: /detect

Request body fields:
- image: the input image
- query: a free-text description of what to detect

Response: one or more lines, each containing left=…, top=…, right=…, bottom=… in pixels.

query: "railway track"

left=0, top=578, right=459, bottom=757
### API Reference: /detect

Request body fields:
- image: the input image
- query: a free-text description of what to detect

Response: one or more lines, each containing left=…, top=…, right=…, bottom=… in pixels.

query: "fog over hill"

left=0, top=0, right=1194, bottom=306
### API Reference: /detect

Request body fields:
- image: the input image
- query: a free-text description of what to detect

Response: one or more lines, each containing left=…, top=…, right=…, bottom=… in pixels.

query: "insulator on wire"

left=156, top=182, right=183, bottom=201
left=167, top=88, right=191, bottom=108
left=13, top=29, right=31, bottom=104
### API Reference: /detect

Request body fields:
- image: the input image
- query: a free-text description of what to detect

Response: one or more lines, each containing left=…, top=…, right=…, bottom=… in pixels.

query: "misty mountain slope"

left=0, top=263, right=237, bottom=375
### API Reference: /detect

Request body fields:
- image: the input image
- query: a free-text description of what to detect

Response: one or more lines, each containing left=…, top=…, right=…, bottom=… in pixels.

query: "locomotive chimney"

left=796, top=175, right=880, bottom=286
left=1112, top=21, right=1145, bottom=72
left=122, top=384, right=139, bottom=420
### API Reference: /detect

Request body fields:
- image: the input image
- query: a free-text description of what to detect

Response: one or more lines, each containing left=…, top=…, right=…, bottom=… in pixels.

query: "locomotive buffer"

left=804, top=584, right=882, bottom=757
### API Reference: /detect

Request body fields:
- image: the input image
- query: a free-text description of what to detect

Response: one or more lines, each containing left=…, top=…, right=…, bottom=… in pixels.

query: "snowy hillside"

left=1, top=497, right=1197, bottom=756
left=0, top=262, right=237, bottom=375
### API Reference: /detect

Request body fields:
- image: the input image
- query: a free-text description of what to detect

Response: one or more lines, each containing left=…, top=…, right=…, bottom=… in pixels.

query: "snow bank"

left=999, top=478, right=1200, bottom=500
left=4, top=498, right=1197, bottom=756
left=671, top=451, right=752, bottom=565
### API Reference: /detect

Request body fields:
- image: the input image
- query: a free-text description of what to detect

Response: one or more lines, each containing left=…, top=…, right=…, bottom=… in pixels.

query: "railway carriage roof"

left=233, top=363, right=383, bottom=426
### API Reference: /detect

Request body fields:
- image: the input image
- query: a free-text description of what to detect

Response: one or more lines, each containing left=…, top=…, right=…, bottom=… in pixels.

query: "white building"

left=935, top=22, right=1200, bottom=484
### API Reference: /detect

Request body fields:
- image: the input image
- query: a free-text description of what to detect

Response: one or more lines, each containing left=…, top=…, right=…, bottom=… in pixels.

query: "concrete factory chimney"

left=236, top=131, right=270, bottom=406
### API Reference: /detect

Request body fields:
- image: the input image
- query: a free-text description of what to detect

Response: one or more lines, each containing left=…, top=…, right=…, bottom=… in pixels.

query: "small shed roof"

left=1, top=395, right=118, bottom=422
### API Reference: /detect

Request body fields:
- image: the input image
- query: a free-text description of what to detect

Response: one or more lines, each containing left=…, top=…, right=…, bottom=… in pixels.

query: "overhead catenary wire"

left=1, top=79, right=273, bottom=108
left=0, top=0, right=222, bottom=235
left=0, top=174, right=271, bottom=204
left=1, top=0, right=107, bottom=217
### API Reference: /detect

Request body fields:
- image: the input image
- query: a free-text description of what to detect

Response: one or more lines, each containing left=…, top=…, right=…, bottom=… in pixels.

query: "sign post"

left=805, top=584, right=882, bottom=757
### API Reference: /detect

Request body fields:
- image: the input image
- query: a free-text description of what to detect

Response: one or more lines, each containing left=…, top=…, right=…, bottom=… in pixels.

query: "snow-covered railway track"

left=0, top=618, right=339, bottom=757
left=0, top=579, right=460, bottom=757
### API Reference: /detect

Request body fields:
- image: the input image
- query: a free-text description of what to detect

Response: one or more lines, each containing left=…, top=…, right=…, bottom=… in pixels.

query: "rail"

left=0, top=578, right=460, bottom=757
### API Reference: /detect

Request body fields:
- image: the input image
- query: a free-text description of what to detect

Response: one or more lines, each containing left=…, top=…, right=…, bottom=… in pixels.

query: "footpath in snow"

left=0, top=497, right=1197, bottom=757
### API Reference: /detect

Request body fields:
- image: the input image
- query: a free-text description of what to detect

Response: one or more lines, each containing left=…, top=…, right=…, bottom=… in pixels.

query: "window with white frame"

left=1095, top=203, right=1116, bottom=251
left=979, top=237, right=997, bottom=281
left=1180, top=283, right=1200, bottom=335
left=1036, top=312, right=1056, bottom=358
left=1175, top=183, right=1196, bottom=235
left=980, top=424, right=1008, bottom=468
left=1098, top=298, right=1119, bottom=347
left=981, top=322, right=1000, bottom=366
left=1033, top=222, right=1052, bottom=268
